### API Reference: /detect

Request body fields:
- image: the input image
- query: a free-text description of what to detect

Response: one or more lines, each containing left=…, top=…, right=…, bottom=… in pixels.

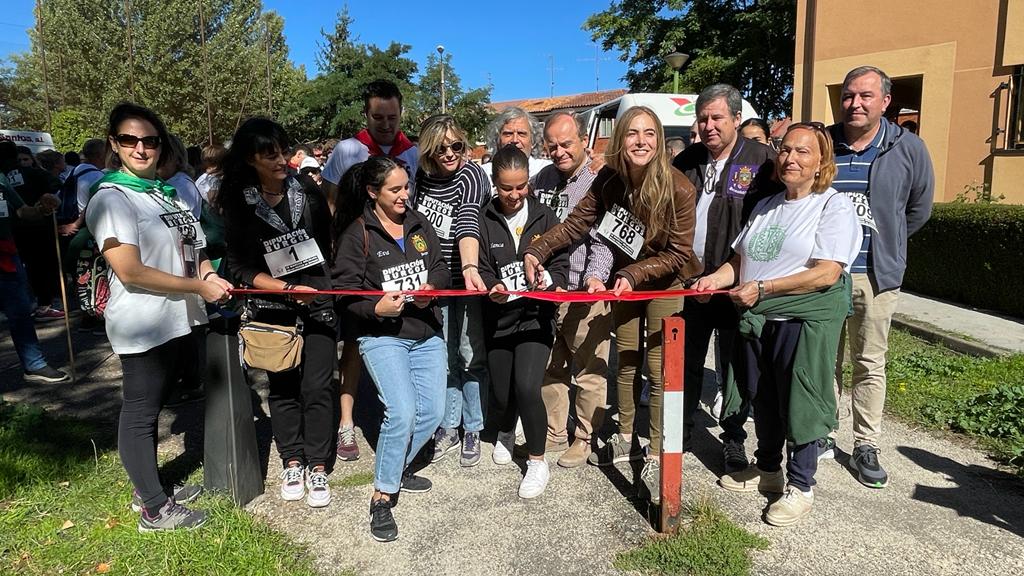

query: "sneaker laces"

left=371, top=498, right=393, bottom=521
left=724, top=441, right=745, bottom=462
left=308, top=469, right=329, bottom=491
left=858, top=446, right=881, bottom=467
left=339, top=427, right=357, bottom=445
left=464, top=433, right=478, bottom=452
left=640, top=459, right=660, bottom=483
left=280, top=465, right=304, bottom=485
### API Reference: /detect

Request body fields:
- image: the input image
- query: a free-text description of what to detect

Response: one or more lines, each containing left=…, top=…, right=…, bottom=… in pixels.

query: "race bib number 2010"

left=597, top=204, right=646, bottom=260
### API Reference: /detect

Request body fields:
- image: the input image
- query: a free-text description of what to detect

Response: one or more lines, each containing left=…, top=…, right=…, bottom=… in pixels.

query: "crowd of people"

left=0, top=64, right=934, bottom=541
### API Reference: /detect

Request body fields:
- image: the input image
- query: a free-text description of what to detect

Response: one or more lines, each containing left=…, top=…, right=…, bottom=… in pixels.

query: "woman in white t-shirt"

left=87, top=103, right=231, bottom=532
left=695, top=122, right=860, bottom=527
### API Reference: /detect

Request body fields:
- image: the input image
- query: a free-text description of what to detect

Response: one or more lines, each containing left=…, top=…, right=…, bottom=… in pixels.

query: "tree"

left=585, top=0, right=795, bottom=119
left=6, top=0, right=305, bottom=147
left=280, top=7, right=418, bottom=143
left=407, top=52, right=493, bottom=142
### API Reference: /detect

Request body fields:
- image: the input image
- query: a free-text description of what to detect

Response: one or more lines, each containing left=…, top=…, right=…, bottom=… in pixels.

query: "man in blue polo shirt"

left=827, top=66, right=934, bottom=489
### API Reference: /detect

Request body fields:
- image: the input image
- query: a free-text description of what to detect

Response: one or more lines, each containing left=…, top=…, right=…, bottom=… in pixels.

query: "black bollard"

left=204, top=310, right=264, bottom=506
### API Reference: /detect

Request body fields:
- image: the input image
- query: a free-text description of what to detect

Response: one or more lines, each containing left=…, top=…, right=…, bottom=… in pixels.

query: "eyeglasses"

left=787, top=121, right=827, bottom=135
left=115, top=134, right=161, bottom=149
left=433, top=141, right=465, bottom=156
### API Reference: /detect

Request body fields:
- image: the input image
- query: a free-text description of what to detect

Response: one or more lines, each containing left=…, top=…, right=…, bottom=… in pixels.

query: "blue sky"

left=1, top=1, right=632, bottom=102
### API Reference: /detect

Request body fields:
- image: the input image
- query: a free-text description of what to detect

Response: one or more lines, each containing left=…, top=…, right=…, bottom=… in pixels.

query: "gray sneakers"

left=460, top=431, right=481, bottom=467
left=639, top=459, right=661, bottom=504
left=852, top=445, right=889, bottom=488
left=431, top=428, right=460, bottom=462
left=137, top=498, right=208, bottom=533
left=587, top=433, right=644, bottom=467
left=131, top=484, right=202, bottom=512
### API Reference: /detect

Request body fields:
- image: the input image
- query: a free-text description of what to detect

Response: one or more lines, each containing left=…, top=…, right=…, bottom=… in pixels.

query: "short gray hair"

left=544, top=111, right=588, bottom=139
left=843, top=66, right=892, bottom=96
left=695, top=83, right=742, bottom=117
left=486, top=107, right=544, bottom=157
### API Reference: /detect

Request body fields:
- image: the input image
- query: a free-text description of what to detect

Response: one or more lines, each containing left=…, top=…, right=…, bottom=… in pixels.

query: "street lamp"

left=437, top=44, right=446, bottom=114
left=664, top=51, right=690, bottom=94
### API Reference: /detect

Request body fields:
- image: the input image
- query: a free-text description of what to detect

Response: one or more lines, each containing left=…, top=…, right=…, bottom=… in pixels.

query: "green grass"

left=0, top=403, right=321, bottom=575
left=614, top=496, right=769, bottom=576
left=334, top=471, right=374, bottom=489
left=882, top=330, right=1024, bottom=469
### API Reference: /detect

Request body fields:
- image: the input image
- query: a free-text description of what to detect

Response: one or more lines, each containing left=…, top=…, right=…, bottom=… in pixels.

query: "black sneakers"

left=852, top=444, right=889, bottom=488
left=722, top=439, right=749, bottom=472
left=369, top=498, right=398, bottom=542
left=23, top=365, right=71, bottom=384
left=400, top=470, right=432, bottom=494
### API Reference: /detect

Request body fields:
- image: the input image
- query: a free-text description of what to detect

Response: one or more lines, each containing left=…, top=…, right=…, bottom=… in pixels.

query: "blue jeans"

left=359, top=334, right=447, bottom=494
left=440, top=297, right=488, bottom=433
left=0, top=256, right=48, bottom=372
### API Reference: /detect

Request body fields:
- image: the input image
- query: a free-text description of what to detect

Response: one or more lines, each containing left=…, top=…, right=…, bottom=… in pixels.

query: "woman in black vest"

left=220, top=118, right=336, bottom=509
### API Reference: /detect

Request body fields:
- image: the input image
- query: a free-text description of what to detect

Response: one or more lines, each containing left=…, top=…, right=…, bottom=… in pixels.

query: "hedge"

left=904, top=203, right=1024, bottom=317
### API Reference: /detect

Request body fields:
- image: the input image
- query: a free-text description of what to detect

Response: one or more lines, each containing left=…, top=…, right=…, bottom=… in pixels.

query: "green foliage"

left=49, top=108, right=96, bottom=151
left=953, top=181, right=1004, bottom=204
left=406, top=51, right=493, bottom=142
left=7, top=0, right=304, bottom=147
left=335, top=471, right=374, bottom=488
left=884, top=330, right=1024, bottom=470
left=584, top=0, right=795, bottom=119
left=0, top=402, right=320, bottom=575
left=614, top=496, right=769, bottom=576
left=904, top=202, right=1024, bottom=317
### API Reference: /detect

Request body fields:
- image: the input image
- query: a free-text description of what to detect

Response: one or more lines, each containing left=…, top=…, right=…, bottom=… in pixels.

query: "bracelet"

left=756, top=280, right=765, bottom=304
left=283, top=283, right=295, bottom=291
left=461, top=264, right=478, bottom=272
left=202, top=271, right=217, bottom=281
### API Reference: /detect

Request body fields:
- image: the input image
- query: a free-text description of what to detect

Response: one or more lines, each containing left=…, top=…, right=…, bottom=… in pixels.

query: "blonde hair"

left=417, top=115, right=470, bottom=177
left=604, top=106, right=676, bottom=241
left=779, top=124, right=837, bottom=193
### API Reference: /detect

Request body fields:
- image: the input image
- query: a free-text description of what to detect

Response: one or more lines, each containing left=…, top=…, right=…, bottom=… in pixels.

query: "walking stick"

left=52, top=214, right=77, bottom=384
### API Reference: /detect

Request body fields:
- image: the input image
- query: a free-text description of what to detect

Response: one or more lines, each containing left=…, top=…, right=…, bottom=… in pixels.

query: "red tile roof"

left=490, top=89, right=629, bottom=115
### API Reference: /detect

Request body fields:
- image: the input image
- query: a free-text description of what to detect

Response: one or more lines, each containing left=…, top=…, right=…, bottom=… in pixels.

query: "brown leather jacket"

left=525, top=165, right=702, bottom=289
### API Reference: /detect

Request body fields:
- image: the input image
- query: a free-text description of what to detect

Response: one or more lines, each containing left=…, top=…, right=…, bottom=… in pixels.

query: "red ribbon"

left=228, top=288, right=726, bottom=302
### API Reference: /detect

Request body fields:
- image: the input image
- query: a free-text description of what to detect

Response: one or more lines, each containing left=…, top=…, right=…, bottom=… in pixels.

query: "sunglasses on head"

left=433, top=141, right=465, bottom=156
left=115, top=133, right=161, bottom=149
left=787, top=121, right=827, bottom=134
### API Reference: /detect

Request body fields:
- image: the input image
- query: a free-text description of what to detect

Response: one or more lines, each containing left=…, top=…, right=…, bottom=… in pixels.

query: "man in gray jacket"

left=827, top=66, right=934, bottom=489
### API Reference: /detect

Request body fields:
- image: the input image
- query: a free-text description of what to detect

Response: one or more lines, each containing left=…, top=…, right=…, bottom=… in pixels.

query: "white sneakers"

left=280, top=463, right=305, bottom=501
left=518, top=459, right=550, bottom=499
left=493, top=431, right=515, bottom=465
left=306, top=466, right=331, bottom=508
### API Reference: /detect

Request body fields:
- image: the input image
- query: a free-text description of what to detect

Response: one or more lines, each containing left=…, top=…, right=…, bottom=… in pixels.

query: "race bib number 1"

left=263, top=230, right=326, bottom=278
left=844, top=192, right=877, bottom=231
left=417, top=196, right=454, bottom=240
left=597, top=204, right=645, bottom=260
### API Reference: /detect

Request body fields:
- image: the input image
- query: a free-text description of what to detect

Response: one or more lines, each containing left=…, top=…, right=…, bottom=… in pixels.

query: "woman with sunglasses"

left=86, top=102, right=231, bottom=532
left=220, top=117, right=337, bottom=509
left=524, top=106, right=701, bottom=504
left=412, top=114, right=492, bottom=467
left=333, top=155, right=449, bottom=542
left=694, top=122, right=860, bottom=526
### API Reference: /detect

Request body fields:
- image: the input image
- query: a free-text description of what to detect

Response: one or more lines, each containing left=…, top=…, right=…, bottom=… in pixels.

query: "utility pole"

left=35, top=0, right=52, bottom=130
left=265, top=19, right=272, bottom=115
left=198, top=2, right=213, bottom=144
left=124, top=0, right=136, bottom=100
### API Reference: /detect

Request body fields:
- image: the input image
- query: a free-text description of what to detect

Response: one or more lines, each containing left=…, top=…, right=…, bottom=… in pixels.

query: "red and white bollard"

left=659, top=316, right=685, bottom=532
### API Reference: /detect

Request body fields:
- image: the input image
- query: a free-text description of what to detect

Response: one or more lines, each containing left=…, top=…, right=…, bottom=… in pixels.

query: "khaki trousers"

left=542, top=301, right=612, bottom=444
left=613, top=290, right=684, bottom=455
left=836, top=273, right=901, bottom=447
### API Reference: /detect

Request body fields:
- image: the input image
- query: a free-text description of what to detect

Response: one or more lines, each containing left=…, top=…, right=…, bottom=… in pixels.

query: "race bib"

left=0, top=199, right=8, bottom=219
left=160, top=210, right=207, bottom=250
left=417, top=196, right=454, bottom=240
left=6, top=171, right=24, bottom=188
left=498, top=261, right=552, bottom=302
left=262, top=229, right=325, bottom=278
left=597, top=204, right=646, bottom=260
left=537, top=190, right=570, bottom=221
left=844, top=192, right=877, bottom=231
left=381, top=259, right=427, bottom=302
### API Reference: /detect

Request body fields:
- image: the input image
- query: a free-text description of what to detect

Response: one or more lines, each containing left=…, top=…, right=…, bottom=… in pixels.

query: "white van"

left=580, top=92, right=759, bottom=152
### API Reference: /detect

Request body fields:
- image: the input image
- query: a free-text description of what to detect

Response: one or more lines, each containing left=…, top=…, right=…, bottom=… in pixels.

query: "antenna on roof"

left=546, top=55, right=563, bottom=98
left=578, top=43, right=610, bottom=92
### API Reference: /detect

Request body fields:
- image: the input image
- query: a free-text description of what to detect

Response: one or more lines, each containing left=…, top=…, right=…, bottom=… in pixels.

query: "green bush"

left=904, top=202, right=1024, bottom=317
left=953, top=385, right=1024, bottom=466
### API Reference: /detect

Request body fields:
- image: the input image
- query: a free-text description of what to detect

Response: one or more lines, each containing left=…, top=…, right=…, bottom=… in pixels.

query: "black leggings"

left=118, top=333, right=194, bottom=513
left=488, top=330, right=552, bottom=457
left=266, top=318, right=337, bottom=468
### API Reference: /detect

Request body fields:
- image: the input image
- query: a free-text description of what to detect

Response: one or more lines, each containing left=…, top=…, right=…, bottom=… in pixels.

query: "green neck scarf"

left=95, top=170, right=177, bottom=199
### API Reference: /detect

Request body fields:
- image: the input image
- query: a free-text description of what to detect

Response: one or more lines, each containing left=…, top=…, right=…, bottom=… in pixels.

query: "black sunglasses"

left=115, top=133, right=161, bottom=149
left=433, top=141, right=465, bottom=156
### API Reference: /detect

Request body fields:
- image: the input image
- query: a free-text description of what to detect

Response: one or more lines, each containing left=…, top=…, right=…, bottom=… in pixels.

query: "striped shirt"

left=413, top=161, right=491, bottom=288
left=832, top=124, right=886, bottom=273
left=532, top=160, right=614, bottom=290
